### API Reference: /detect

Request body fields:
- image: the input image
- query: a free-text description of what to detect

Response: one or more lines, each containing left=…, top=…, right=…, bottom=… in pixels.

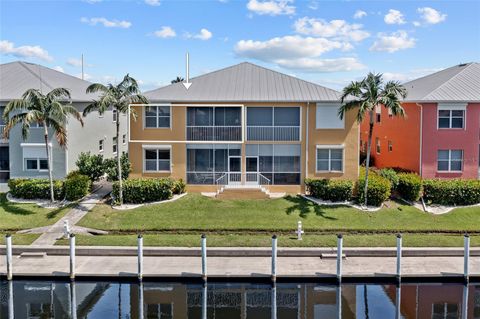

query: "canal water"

left=0, top=281, right=478, bottom=318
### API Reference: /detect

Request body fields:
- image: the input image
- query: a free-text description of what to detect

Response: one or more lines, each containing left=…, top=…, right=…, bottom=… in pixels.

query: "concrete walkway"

left=28, top=182, right=112, bottom=246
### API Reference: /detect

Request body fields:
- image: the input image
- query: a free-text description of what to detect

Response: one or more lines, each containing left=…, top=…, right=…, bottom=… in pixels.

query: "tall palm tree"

left=3, top=88, right=84, bottom=202
left=171, top=76, right=184, bottom=84
left=338, top=73, right=407, bottom=207
left=84, top=74, right=148, bottom=205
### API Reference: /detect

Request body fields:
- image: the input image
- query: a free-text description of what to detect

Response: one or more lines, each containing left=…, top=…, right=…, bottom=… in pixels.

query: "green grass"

left=78, top=193, right=480, bottom=233
left=0, top=233, right=40, bottom=245
left=56, top=233, right=480, bottom=247
left=0, top=193, right=72, bottom=231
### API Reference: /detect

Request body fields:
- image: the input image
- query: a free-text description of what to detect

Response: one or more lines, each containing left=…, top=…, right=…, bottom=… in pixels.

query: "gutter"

left=305, top=102, right=309, bottom=181
left=416, top=103, right=423, bottom=176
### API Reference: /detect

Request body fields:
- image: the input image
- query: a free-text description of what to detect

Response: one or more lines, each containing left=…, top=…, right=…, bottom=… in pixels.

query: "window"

left=376, top=138, right=381, bottom=154
left=316, top=146, right=343, bottom=172
left=388, top=140, right=393, bottom=152
left=144, top=147, right=171, bottom=172
left=99, top=140, right=104, bottom=152
left=432, top=303, right=458, bottom=319
left=438, top=109, right=465, bottom=129
left=112, top=109, right=118, bottom=122
left=145, top=105, right=170, bottom=128
left=25, top=158, right=48, bottom=171
left=376, top=105, right=381, bottom=123
left=113, top=137, right=117, bottom=153
left=316, top=103, right=344, bottom=129
left=22, top=144, right=50, bottom=172
left=437, top=150, right=463, bottom=172
left=122, top=134, right=126, bottom=145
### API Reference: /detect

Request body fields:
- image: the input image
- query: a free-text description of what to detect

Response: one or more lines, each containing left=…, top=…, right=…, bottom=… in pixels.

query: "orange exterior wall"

left=360, top=103, right=421, bottom=173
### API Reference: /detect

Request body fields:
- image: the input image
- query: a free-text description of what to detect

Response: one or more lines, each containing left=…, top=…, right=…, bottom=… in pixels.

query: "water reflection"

left=1, top=280, right=479, bottom=318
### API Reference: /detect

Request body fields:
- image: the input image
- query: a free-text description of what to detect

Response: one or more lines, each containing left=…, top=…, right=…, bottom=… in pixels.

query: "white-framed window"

left=113, top=109, right=118, bottom=122
left=99, top=139, right=104, bottom=152
left=316, top=145, right=344, bottom=172
left=21, top=144, right=51, bottom=172
left=25, top=158, right=48, bottom=171
left=143, top=146, right=171, bottom=172
left=316, top=103, right=344, bottom=129
left=376, top=137, right=381, bottom=154
left=122, top=134, right=126, bottom=145
left=113, top=137, right=117, bottom=153
left=437, top=150, right=463, bottom=172
left=438, top=104, right=466, bottom=129
left=145, top=105, right=171, bottom=128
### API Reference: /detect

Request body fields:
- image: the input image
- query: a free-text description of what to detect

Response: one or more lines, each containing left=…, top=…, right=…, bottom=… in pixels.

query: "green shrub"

left=397, top=173, right=422, bottom=202
left=378, top=168, right=399, bottom=190
left=65, top=173, right=92, bottom=201
left=305, top=178, right=354, bottom=202
left=8, top=178, right=64, bottom=200
left=76, top=152, right=105, bottom=181
left=356, top=175, right=391, bottom=207
left=172, top=179, right=187, bottom=195
left=112, top=178, right=174, bottom=204
left=104, top=153, right=131, bottom=182
left=423, top=179, right=480, bottom=206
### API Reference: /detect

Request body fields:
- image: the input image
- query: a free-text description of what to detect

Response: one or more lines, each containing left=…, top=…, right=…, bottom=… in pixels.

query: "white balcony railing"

left=187, top=126, right=242, bottom=141
left=247, top=126, right=300, bottom=141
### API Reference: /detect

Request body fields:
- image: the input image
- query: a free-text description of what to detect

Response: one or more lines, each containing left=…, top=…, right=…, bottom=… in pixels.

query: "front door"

left=228, top=156, right=241, bottom=184
left=246, top=156, right=259, bottom=184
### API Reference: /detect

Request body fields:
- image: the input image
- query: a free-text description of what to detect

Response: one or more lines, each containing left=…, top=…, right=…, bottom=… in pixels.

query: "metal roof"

left=403, top=62, right=480, bottom=102
left=145, top=62, right=341, bottom=102
left=0, top=61, right=97, bottom=102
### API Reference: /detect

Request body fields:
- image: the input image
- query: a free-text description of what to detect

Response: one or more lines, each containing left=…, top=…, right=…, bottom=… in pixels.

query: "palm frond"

left=86, top=83, right=109, bottom=94
left=46, top=88, right=71, bottom=102
left=340, top=80, right=363, bottom=102
left=3, top=99, right=28, bottom=121
left=338, top=100, right=360, bottom=120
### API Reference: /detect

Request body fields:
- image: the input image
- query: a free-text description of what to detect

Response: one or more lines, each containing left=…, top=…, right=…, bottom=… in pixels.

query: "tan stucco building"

left=129, top=62, right=359, bottom=193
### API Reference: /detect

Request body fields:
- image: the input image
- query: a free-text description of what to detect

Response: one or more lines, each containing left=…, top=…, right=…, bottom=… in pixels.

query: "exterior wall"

left=359, top=103, right=421, bottom=173
left=421, top=102, right=480, bottom=179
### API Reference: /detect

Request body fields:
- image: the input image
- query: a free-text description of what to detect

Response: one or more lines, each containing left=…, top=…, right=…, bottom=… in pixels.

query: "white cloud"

left=53, top=66, right=64, bottom=72
left=353, top=10, right=367, bottom=19
left=186, top=28, right=212, bottom=40
left=246, top=0, right=295, bottom=16
left=308, top=0, right=319, bottom=10
left=293, top=17, right=370, bottom=42
left=370, top=31, right=416, bottom=53
left=382, top=67, right=443, bottom=82
left=384, top=9, right=406, bottom=25
left=416, top=7, right=446, bottom=25
left=275, top=57, right=366, bottom=72
left=145, top=0, right=161, bottom=6
left=154, top=26, right=176, bottom=38
left=0, top=40, right=53, bottom=61
left=80, top=17, right=131, bottom=28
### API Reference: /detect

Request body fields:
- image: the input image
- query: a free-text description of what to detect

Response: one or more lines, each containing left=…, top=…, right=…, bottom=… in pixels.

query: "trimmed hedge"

left=172, top=179, right=187, bottom=195
left=397, top=173, right=422, bottom=202
left=112, top=178, right=186, bottom=204
left=423, top=179, right=480, bottom=206
left=65, top=172, right=92, bottom=201
left=378, top=168, right=399, bottom=190
left=8, top=178, right=64, bottom=200
left=356, top=175, right=391, bottom=207
left=305, top=178, right=354, bottom=202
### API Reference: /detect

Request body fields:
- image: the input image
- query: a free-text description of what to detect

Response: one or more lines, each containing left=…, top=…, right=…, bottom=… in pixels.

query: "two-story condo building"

left=129, top=62, right=359, bottom=193
left=0, top=61, right=127, bottom=184
left=360, top=62, right=480, bottom=179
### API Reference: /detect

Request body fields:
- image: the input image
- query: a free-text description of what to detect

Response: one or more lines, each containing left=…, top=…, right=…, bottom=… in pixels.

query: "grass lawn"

left=0, top=233, right=40, bottom=245
left=0, top=193, right=72, bottom=231
left=79, top=193, right=480, bottom=233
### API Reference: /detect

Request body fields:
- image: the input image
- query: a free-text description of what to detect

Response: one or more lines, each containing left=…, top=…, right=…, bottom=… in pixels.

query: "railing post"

left=336, top=234, right=343, bottom=284
left=271, top=235, right=277, bottom=283
left=201, top=234, right=207, bottom=282
left=69, top=234, right=76, bottom=280
left=396, top=234, right=402, bottom=282
left=464, top=234, right=470, bottom=283
left=5, top=234, right=12, bottom=281
left=138, top=234, right=143, bottom=281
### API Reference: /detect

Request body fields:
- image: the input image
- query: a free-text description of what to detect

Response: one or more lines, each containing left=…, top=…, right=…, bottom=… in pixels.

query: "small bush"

left=423, top=179, right=480, bottom=206
left=397, top=173, right=422, bottom=202
left=113, top=178, right=175, bottom=204
left=378, top=168, right=399, bottom=190
left=65, top=173, right=92, bottom=201
left=305, top=178, right=354, bottom=202
left=8, top=178, right=64, bottom=200
left=76, top=152, right=105, bottom=181
left=172, top=179, right=187, bottom=195
left=356, top=175, right=391, bottom=207
left=104, top=153, right=131, bottom=181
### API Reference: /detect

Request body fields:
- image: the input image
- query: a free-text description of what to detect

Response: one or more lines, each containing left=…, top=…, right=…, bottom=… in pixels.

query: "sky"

left=1, top=0, right=479, bottom=91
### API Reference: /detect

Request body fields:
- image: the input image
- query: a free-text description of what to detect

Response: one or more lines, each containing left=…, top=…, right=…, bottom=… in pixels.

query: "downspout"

left=305, top=102, right=309, bottom=183
left=416, top=103, right=423, bottom=177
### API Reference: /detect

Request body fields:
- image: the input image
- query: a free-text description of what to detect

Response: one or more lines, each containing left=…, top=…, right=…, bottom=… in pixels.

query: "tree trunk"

left=44, top=125, right=55, bottom=203
left=364, top=110, right=374, bottom=207
left=116, top=113, right=123, bottom=205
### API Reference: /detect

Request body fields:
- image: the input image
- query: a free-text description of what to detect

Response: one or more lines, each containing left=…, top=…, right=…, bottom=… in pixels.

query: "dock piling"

left=336, top=234, right=343, bottom=283
left=201, top=234, right=207, bottom=282
left=396, top=233, right=402, bottom=281
left=464, top=234, right=470, bottom=283
left=138, top=234, right=143, bottom=281
left=5, top=234, right=12, bottom=281
left=69, top=234, right=76, bottom=280
left=271, top=235, right=277, bottom=283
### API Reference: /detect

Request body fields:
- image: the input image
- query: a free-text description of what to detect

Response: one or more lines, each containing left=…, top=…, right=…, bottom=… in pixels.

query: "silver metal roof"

left=0, top=61, right=97, bottom=102
left=145, top=62, right=341, bottom=102
left=403, top=62, right=480, bottom=102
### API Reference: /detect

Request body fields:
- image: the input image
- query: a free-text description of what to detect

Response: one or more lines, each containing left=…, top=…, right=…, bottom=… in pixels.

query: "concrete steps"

left=217, top=188, right=269, bottom=200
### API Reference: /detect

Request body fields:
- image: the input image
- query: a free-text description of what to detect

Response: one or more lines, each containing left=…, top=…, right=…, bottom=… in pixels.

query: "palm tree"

left=171, top=76, right=184, bottom=84
left=338, top=73, right=406, bottom=207
left=84, top=74, right=148, bottom=205
left=3, top=88, right=84, bottom=202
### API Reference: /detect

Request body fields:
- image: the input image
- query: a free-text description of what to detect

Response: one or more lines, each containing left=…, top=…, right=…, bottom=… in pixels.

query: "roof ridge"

left=423, top=63, right=475, bottom=100
left=18, top=61, right=55, bottom=93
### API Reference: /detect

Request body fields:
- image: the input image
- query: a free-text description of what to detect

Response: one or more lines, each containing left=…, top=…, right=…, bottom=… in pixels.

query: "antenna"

left=81, top=54, right=84, bottom=80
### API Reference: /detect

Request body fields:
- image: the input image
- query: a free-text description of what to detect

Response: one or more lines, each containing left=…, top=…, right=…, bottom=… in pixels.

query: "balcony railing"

left=246, top=126, right=300, bottom=141
left=187, top=126, right=242, bottom=141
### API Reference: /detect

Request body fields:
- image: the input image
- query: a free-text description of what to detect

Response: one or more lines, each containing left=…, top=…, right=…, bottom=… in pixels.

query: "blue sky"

left=1, top=0, right=479, bottom=91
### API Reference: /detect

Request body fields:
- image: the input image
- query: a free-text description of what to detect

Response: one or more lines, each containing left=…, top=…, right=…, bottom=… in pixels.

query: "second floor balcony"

left=187, top=125, right=242, bottom=141
left=187, top=106, right=242, bottom=141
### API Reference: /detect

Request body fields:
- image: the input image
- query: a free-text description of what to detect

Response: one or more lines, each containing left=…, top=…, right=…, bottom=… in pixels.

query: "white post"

left=336, top=234, right=343, bottom=283
left=138, top=281, right=144, bottom=319
left=69, top=234, right=76, bottom=280
left=201, top=234, right=207, bottom=282
left=464, top=234, right=470, bottom=283
left=271, top=284, right=277, bottom=319
left=202, top=283, right=208, bottom=319
left=138, top=235, right=143, bottom=281
left=64, top=220, right=70, bottom=239
left=70, top=281, right=77, bottom=319
left=271, top=235, right=277, bottom=283
left=462, top=283, right=469, bottom=319
left=395, top=284, right=401, bottom=319
left=8, top=279, right=14, bottom=319
left=296, top=221, right=304, bottom=241
left=336, top=285, right=342, bottom=319
left=396, top=234, right=402, bottom=281
left=5, top=234, right=12, bottom=281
